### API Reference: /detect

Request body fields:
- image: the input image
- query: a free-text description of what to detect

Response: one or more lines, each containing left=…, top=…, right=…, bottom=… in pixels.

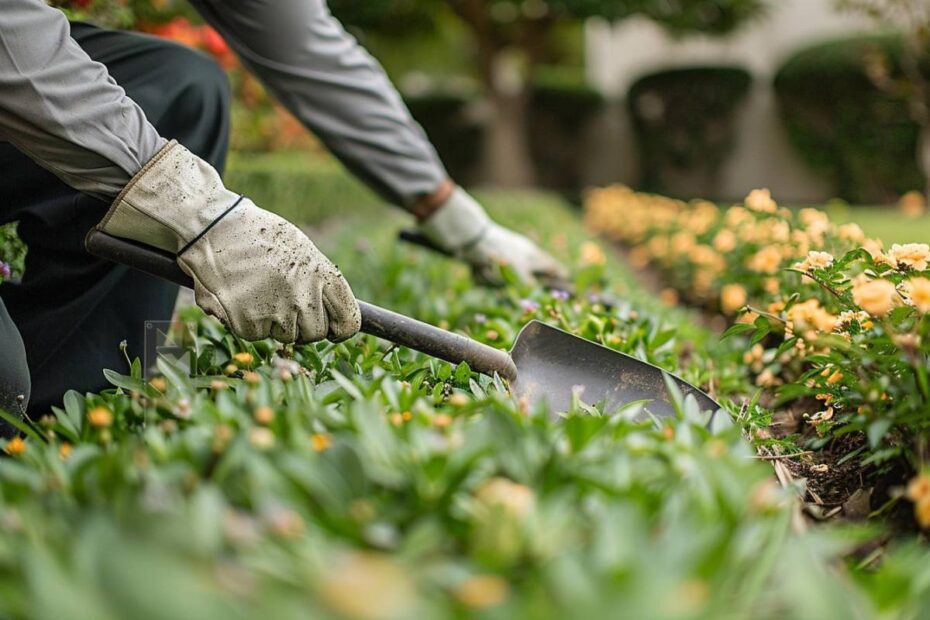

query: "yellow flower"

left=907, top=473, right=930, bottom=529
left=474, top=477, right=535, bottom=519
left=745, top=188, right=777, bottom=213
left=720, top=284, right=748, bottom=315
left=888, top=243, right=930, bottom=271
left=148, top=377, right=167, bottom=392
left=906, top=473, right=930, bottom=503
left=4, top=437, right=25, bottom=456
left=838, top=223, right=866, bottom=244
left=59, top=442, right=72, bottom=459
left=432, top=413, right=452, bottom=428
left=579, top=241, right=606, bottom=266
left=310, top=433, right=332, bottom=452
left=248, top=427, right=275, bottom=450
left=798, top=251, right=834, bottom=271
left=454, top=575, right=509, bottom=610
left=319, top=552, right=416, bottom=620
left=747, top=246, right=782, bottom=274
left=904, top=277, right=930, bottom=313
left=826, top=370, right=844, bottom=385
left=786, top=299, right=836, bottom=338
left=87, top=406, right=113, bottom=428
left=712, top=229, right=737, bottom=253
left=448, top=393, right=470, bottom=407
left=233, top=351, right=254, bottom=366
left=725, top=206, right=753, bottom=227
left=898, top=190, right=926, bottom=218
left=659, top=288, right=679, bottom=306
left=852, top=278, right=898, bottom=317
left=253, top=406, right=275, bottom=425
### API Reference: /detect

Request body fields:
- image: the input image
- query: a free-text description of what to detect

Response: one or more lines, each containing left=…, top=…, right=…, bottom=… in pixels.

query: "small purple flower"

left=520, top=299, right=540, bottom=313
left=0, top=262, right=10, bottom=281
left=474, top=313, right=487, bottom=324
left=551, top=289, right=570, bottom=301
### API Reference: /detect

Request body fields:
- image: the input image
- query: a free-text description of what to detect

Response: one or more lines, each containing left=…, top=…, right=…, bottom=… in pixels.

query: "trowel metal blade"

left=509, top=321, right=721, bottom=419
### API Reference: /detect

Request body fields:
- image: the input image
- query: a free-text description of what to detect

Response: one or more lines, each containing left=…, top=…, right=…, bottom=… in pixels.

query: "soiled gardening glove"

left=97, top=141, right=360, bottom=343
left=418, top=187, right=568, bottom=285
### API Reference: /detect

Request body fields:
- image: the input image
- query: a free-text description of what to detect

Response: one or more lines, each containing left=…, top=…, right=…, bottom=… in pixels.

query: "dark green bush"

left=627, top=66, right=752, bottom=198
left=774, top=35, right=929, bottom=204
left=529, top=67, right=606, bottom=197
left=404, top=93, right=484, bottom=186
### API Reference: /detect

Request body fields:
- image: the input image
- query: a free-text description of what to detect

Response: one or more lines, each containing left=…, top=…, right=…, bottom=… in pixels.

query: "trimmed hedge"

left=628, top=66, right=752, bottom=198
left=224, top=151, right=383, bottom=225
left=404, top=93, right=483, bottom=186
left=529, top=69, right=606, bottom=197
left=774, top=35, right=929, bottom=204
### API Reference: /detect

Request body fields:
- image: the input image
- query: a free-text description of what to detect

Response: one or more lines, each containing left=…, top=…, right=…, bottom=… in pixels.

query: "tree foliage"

left=330, top=0, right=767, bottom=39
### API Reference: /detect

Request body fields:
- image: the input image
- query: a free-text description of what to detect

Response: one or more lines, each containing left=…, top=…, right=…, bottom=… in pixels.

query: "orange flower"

left=253, top=406, right=275, bottom=425
left=4, top=437, right=25, bottom=456
left=310, top=433, right=332, bottom=452
left=87, top=406, right=113, bottom=428
left=454, top=575, right=510, bottom=609
left=233, top=351, right=254, bottom=366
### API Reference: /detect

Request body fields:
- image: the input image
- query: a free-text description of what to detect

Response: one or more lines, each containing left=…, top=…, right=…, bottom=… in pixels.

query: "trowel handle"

left=85, top=229, right=517, bottom=382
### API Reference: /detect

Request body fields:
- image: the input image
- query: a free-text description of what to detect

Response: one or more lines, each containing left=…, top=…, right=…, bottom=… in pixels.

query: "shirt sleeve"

left=0, top=0, right=165, bottom=200
left=190, top=0, right=449, bottom=208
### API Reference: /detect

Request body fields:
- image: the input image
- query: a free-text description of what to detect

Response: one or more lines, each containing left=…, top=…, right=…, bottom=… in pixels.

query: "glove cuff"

left=99, top=140, right=240, bottom=253
left=417, top=187, right=491, bottom=253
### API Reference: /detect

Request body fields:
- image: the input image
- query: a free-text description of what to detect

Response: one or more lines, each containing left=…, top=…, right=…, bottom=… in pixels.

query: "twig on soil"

left=751, top=451, right=813, bottom=461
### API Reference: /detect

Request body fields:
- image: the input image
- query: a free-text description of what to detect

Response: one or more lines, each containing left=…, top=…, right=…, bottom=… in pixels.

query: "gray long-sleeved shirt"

left=0, top=0, right=448, bottom=206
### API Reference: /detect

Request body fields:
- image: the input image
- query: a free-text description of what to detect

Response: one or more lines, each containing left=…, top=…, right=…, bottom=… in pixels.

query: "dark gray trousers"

left=0, top=23, right=230, bottom=428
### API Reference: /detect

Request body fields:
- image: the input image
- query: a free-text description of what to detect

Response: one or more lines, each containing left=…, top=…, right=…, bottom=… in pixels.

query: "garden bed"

left=586, top=185, right=930, bottom=538
left=1, top=157, right=929, bottom=616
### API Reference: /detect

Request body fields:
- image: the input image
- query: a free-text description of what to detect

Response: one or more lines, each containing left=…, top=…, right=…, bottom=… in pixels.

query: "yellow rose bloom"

left=798, top=251, right=834, bottom=271
left=747, top=246, right=782, bottom=274
left=904, top=277, right=930, bottom=313
left=745, top=188, right=777, bottom=213
left=888, top=243, right=930, bottom=271
left=713, top=229, right=737, bottom=253
left=852, top=278, right=898, bottom=317
left=720, top=284, right=748, bottom=315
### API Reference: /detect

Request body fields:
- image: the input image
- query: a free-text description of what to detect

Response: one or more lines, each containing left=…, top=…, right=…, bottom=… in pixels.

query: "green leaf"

left=867, top=419, right=893, bottom=449
left=721, top=322, right=755, bottom=339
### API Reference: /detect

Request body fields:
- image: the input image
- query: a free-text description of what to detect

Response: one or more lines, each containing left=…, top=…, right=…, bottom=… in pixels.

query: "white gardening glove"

left=418, top=188, right=568, bottom=285
left=98, top=141, right=360, bottom=344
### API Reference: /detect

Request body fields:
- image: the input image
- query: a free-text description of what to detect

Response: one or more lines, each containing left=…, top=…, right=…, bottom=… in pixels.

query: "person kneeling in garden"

left=0, top=0, right=566, bottom=427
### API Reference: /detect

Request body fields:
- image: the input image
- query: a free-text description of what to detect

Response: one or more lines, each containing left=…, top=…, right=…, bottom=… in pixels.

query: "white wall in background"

left=584, top=0, right=879, bottom=202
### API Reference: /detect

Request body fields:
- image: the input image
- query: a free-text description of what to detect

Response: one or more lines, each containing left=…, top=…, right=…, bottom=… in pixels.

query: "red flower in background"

left=143, top=16, right=237, bottom=69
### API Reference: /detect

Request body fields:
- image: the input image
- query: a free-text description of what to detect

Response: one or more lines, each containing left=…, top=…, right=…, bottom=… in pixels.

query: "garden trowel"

left=85, top=229, right=720, bottom=419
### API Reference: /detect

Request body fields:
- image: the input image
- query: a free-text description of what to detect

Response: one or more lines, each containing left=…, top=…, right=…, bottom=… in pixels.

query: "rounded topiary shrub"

left=528, top=68, right=606, bottom=197
left=404, top=93, right=483, bottom=186
left=774, top=35, right=929, bottom=204
left=627, top=66, right=752, bottom=199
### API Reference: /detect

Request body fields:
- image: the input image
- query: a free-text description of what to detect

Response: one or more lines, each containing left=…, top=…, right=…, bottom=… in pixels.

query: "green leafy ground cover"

left=0, top=156, right=929, bottom=617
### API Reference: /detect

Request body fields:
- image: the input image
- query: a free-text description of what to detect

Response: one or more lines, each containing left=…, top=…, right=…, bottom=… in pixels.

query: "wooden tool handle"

left=85, top=229, right=517, bottom=381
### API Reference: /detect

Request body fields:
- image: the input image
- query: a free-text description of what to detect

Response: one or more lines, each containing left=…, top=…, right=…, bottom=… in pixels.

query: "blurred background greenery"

left=46, top=0, right=929, bottom=211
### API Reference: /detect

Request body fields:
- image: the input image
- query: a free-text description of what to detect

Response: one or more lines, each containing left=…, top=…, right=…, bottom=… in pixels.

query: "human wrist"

left=417, top=186, right=492, bottom=253
left=410, top=178, right=455, bottom=222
